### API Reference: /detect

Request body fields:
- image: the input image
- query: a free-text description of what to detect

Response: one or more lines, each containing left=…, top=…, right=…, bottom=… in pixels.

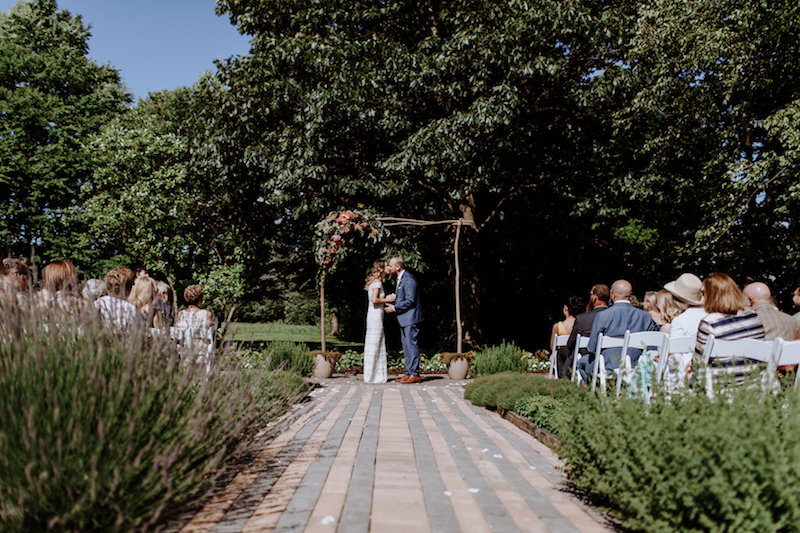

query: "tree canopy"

left=6, top=0, right=800, bottom=348
left=0, top=0, right=130, bottom=261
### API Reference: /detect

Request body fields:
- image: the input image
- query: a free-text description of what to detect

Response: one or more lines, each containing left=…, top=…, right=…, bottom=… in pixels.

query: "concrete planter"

left=447, top=357, right=470, bottom=380
left=313, top=354, right=334, bottom=379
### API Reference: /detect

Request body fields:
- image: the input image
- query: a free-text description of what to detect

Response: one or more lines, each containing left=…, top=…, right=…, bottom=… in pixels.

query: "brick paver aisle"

left=173, top=378, right=613, bottom=533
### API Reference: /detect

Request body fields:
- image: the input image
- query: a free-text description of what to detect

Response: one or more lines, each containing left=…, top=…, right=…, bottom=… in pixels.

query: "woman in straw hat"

left=663, top=273, right=707, bottom=378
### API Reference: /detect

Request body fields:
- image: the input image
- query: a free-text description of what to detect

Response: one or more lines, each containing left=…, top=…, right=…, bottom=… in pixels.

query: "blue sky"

left=2, top=0, right=252, bottom=101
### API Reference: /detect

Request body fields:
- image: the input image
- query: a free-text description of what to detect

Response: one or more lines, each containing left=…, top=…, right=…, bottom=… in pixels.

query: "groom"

left=385, top=256, right=424, bottom=384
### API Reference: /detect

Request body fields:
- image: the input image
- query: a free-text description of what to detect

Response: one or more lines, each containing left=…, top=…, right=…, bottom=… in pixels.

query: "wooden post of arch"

left=320, top=272, right=327, bottom=352
left=454, top=218, right=463, bottom=354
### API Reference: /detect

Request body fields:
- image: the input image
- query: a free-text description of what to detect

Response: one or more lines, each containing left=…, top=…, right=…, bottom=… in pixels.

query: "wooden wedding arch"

left=315, top=210, right=474, bottom=353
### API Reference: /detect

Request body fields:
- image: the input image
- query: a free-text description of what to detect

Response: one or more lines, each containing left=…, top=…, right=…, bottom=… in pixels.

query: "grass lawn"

left=226, top=322, right=363, bottom=351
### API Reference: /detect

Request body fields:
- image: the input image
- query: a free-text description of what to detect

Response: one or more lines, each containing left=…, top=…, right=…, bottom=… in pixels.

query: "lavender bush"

left=0, top=304, right=309, bottom=532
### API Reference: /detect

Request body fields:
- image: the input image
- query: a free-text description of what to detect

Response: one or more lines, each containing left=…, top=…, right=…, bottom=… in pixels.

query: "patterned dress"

left=363, top=281, right=388, bottom=383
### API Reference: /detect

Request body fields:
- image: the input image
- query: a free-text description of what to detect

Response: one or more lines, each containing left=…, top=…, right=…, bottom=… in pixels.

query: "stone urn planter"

left=312, top=351, right=341, bottom=379
left=441, top=352, right=473, bottom=380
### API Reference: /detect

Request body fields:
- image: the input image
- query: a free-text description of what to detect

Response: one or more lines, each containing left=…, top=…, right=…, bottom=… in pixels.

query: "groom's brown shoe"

left=394, top=375, right=409, bottom=383
left=403, top=376, right=422, bottom=384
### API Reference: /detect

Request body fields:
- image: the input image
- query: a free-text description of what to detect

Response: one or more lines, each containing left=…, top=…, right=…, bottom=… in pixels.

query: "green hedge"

left=555, top=386, right=800, bottom=532
left=471, top=341, right=528, bottom=376
left=0, top=306, right=310, bottom=532
left=513, top=395, right=569, bottom=435
left=464, top=372, right=585, bottom=410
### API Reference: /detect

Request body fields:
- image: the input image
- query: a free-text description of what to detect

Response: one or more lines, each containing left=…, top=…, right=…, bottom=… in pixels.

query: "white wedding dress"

left=363, top=281, right=388, bottom=383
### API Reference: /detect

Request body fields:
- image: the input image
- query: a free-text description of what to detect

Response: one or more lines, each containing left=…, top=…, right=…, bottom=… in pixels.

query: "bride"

left=363, top=260, right=395, bottom=383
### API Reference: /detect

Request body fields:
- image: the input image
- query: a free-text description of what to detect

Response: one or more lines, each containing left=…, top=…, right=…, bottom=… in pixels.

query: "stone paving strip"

left=174, top=379, right=614, bottom=533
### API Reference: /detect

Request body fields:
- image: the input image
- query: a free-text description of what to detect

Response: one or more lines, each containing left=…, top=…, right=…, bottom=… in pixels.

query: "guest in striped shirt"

left=694, top=273, right=765, bottom=367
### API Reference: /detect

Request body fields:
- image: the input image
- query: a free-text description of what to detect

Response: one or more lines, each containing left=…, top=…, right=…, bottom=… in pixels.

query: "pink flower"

left=332, top=234, right=342, bottom=242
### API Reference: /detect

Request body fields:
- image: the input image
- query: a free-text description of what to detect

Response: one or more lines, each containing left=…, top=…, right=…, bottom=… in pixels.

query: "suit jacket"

left=753, top=304, right=798, bottom=341
left=394, top=270, right=424, bottom=327
left=566, top=305, right=608, bottom=355
left=587, top=300, right=659, bottom=369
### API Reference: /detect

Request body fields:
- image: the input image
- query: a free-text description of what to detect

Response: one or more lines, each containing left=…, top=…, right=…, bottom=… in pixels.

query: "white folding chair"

left=571, top=335, right=590, bottom=384
left=549, top=334, right=570, bottom=379
left=774, top=338, right=800, bottom=389
left=700, top=334, right=778, bottom=398
left=657, top=335, right=696, bottom=383
left=616, top=331, right=669, bottom=398
left=591, top=332, right=625, bottom=394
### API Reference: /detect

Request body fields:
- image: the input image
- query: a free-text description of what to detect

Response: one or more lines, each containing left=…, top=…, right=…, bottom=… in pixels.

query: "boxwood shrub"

left=464, top=372, right=586, bottom=410
left=556, top=385, right=800, bottom=532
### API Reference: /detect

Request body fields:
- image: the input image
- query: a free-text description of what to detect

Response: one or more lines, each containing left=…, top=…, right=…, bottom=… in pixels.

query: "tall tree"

left=0, top=0, right=130, bottom=261
left=77, top=81, right=276, bottom=313
left=211, top=0, right=637, bottom=344
left=587, top=0, right=800, bottom=290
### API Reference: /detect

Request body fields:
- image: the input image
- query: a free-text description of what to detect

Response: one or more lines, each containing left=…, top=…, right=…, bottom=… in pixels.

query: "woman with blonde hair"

left=363, top=260, right=396, bottom=383
left=655, top=289, right=689, bottom=333
left=643, top=291, right=666, bottom=326
left=128, top=276, right=159, bottom=326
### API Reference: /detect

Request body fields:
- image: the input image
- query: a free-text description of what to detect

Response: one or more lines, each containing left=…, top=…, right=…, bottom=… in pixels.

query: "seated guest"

left=694, top=273, right=765, bottom=365
left=94, top=267, right=143, bottom=329
left=40, top=260, right=85, bottom=313
left=549, top=295, right=583, bottom=352
left=643, top=291, right=666, bottom=327
left=174, top=284, right=215, bottom=357
left=577, top=280, right=658, bottom=382
left=557, top=284, right=609, bottom=379
left=656, top=289, right=688, bottom=334
left=743, top=282, right=798, bottom=341
left=153, top=281, right=173, bottom=329
left=176, top=285, right=214, bottom=327
left=662, top=274, right=707, bottom=377
left=128, top=276, right=160, bottom=326
left=82, top=278, right=106, bottom=302
left=0, top=257, right=30, bottom=308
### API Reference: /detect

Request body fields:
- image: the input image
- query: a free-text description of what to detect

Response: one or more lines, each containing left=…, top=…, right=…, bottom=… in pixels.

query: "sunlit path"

left=164, top=378, right=613, bottom=533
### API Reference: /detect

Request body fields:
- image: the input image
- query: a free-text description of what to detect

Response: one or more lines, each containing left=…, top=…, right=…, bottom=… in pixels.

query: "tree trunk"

left=457, top=202, right=483, bottom=347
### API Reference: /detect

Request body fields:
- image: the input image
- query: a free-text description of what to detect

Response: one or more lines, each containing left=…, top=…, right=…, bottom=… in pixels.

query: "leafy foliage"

left=514, top=395, right=569, bottom=435
left=0, top=0, right=130, bottom=261
left=337, top=349, right=363, bottom=370
left=472, top=341, right=528, bottom=376
left=464, top=372, right=584, bottom=410
left=556, top=386, right=800, bottom=532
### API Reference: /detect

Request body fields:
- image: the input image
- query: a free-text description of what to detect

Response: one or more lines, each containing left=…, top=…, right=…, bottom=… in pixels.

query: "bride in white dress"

left=363, top=260, right=395, bottom=383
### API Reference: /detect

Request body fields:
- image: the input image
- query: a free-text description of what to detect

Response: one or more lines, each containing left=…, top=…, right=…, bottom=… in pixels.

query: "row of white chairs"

left=549, top=330, right=800, bottom=398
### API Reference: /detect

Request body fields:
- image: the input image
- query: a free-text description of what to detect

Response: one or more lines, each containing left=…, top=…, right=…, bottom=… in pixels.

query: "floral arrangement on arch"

left=314, top=209, right=388, bottom=273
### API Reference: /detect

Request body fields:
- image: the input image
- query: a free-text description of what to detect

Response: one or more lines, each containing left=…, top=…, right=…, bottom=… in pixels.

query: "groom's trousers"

left=400, top=323, right=420, bottom=377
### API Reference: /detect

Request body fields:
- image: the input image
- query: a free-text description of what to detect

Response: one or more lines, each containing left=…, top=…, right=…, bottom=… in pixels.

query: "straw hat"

left=664, top=273, right=704, bottom=306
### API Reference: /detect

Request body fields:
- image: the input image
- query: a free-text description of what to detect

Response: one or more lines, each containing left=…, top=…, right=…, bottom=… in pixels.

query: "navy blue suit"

left=577, top=300, right=659, bottom=382
left=394, top=270, right=424, bottom=376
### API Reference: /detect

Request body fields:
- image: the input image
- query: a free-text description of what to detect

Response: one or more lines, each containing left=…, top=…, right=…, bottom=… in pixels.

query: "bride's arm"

left=371, top=287, right=396, bottom=305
